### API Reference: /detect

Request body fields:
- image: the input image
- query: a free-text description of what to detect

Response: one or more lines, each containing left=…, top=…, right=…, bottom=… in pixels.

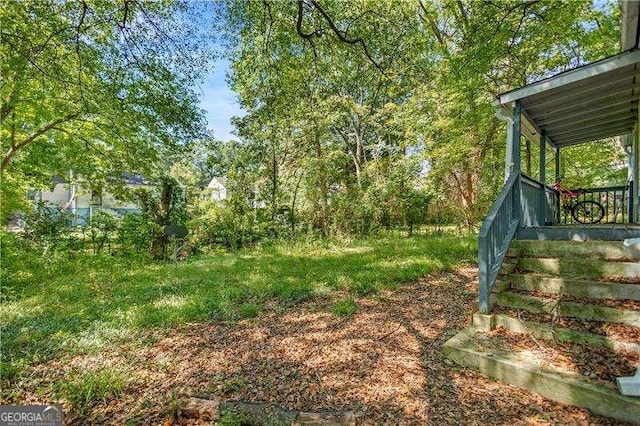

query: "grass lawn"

left=1, top=232, right=617, bottom=424
left=1, top=232, right=476, bottom=392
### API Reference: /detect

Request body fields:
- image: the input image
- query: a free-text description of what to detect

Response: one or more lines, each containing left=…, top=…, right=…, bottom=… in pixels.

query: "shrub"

left=117, top=213, right=155, bottom=252
left=188, top=199, right=260, bottom=251
left=22, top=201, right=73, bottom=249
left=84, top=211, right=119, bottom=254
left=136, top=176, right=188, bottom=259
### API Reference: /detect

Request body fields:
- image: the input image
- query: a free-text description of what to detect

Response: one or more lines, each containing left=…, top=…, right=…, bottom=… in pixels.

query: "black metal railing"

left=556, top=185, right=629, bottom=225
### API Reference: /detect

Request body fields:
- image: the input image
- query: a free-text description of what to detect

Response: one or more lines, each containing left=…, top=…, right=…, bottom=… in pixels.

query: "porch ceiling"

left=494, top=49, right=640, bottom=148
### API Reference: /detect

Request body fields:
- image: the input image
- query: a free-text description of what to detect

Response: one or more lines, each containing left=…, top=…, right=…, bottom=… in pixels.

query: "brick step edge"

left=492, top=292, right=640, bottom=327
left=508, top=275, right=640, bottom=301
left=443, top=327, right=640, bottom=424
left=472, top=312, right=640, bottom=353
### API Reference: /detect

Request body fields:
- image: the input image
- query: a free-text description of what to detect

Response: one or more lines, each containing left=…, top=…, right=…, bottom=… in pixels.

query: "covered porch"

left=479, top=48, right=640, bottom=313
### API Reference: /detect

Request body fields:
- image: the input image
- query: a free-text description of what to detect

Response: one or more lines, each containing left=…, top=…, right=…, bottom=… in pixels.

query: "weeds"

left=1, top=231, right=476, bottom=373
left=332, top=297, right=358, bottom=317
left=58, top=368, right=127, bottom=415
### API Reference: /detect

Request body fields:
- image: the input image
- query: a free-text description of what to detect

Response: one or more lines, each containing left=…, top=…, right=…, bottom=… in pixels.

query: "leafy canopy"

left=0, top=0, right=212, bottom=214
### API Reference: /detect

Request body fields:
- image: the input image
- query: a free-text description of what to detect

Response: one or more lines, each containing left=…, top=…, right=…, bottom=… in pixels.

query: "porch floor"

left=518, top=224, right=640, bottom=241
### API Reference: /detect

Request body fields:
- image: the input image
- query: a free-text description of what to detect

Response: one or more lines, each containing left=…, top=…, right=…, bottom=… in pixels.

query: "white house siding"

left=37, top=182, right=142, bottom=226
left=206, top=177, right=228, bottom=201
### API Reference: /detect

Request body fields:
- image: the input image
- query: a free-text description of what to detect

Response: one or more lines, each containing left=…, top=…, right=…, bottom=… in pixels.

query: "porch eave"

left=493, top=49, right=640, bottom=148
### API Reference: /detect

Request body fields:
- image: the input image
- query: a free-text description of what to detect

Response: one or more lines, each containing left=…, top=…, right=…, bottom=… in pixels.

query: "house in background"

left=36, top=173, right=148, bottom=226
left=204, top=176, right=228, bottom=201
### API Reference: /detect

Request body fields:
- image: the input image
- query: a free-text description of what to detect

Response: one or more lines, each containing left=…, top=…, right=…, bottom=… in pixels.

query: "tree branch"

left=51, top=126, right=114, bottom=164
left=1, top=112, right=81, bottom=173
left=307, top=0, right=386, bottom=76
left=418, top=1, right=446, bottom=49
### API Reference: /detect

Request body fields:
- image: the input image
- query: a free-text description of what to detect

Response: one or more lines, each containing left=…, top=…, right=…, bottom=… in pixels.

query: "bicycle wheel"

left=571, top=200, right=605, bottom=224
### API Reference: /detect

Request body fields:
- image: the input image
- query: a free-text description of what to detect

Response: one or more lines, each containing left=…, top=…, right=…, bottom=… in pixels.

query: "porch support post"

left=539, top=131, right=547, bottom=226
left=633, top=125, right=639, bottom=223
left=511, top=101, right=522, bottom=175
left=512, top=101, right=522, bottom=223
left=555, top=146, right=561, bottom=223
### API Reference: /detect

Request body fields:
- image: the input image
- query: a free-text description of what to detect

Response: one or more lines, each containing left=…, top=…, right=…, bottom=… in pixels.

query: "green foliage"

left=117, top=213, right=155, bottom=253
left=332, top=297, right=358, bottom=317
left=188, top=199, right=260, bottom=251
left=560, top=140, right=627, bottom=188
left=85, top=211, right=118, bottom=255
left=137, top=176, right=188, bottom=259
left=1, top=0, right=211, bottom=212
left=22, top=201, right=73, bottom=251
left=0, top=231, right=476, bottom=377
left=217, top=409, right=244, bottom=426
left=223, top=0, right=619, bottom=229
left=58, top=368, right=127, bottom=415
left=403, top=191, right=433, bottom=237
left=23, top=202, right=70, bottom=239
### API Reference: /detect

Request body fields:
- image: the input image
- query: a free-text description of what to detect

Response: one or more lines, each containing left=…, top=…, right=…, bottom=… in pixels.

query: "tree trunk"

left=314, top=128, right=329, bottom=235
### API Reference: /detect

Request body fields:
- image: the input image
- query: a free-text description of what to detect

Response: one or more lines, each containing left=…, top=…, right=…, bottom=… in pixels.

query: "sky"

left=196, top=59, right=243, bottom=141
left=188, top=0, right=243, bottom=142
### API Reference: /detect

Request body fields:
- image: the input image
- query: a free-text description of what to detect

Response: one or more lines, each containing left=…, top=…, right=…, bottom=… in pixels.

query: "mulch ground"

left=9, top=266, right=633, bottom=424
left=486, top=327, right=638, bottom=386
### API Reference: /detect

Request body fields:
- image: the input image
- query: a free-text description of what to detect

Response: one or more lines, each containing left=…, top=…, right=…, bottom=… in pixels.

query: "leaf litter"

left=6, top=266, right=633, bottom=424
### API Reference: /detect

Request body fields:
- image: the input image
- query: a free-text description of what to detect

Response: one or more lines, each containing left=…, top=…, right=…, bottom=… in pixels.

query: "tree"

left=223, top=0, right=618, bottom=232
left=418, top=0, right=619, bottom=226
left=0, top=0, right=211, bottom=216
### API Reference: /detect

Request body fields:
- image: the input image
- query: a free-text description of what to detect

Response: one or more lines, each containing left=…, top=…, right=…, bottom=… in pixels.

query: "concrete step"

left=518, top=257, right=640, bottom=280
left=443, top=327, right=640, bottom=424
left=509, top=274, right=640, bottom=301
left=474, top=313, right=640, bottom=353
left=493, top=292, right=640, bottom=327
left=511, top=240, right=635, bottom=261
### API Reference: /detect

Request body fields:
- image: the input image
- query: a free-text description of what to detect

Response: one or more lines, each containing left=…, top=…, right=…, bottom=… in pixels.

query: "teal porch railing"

left=479, top=173, right=633, bottom=314
left=478, top=172, right=520, bottom=313
left=520, top=174, right=557, bottom=227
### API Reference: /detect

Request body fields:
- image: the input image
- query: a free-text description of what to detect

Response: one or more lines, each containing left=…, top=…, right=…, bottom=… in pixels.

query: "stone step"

left=509, top=274, right=640, bottom=301
left=511, top=240, right=635, bottom=261
left=473, top=313, right=640, bottom=353
left=518, top=257, right=640, bottom=280
left=493, top=292, right=640, bottom=327
left=443, top=327, right=640, bottom=424
left=498, top=262, right=516, bottom=275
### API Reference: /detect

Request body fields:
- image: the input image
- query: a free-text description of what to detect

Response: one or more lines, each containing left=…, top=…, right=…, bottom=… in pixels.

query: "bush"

left=84, top=211, right=119, bottom=254
left=117, top=213, right=155, bottom=252
left=136, top=176, right=188, bottom=259
left=188, top=199, right=260, bottom=251
left=22, top=201, right=74, bottom=252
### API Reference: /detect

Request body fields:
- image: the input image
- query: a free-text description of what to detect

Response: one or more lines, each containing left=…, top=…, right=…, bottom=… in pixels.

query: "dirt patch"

left=5, top=266, right=630, bottom=424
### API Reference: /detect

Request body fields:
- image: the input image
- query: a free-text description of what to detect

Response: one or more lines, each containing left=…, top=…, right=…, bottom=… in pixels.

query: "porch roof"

left=493, top=49, right=640, bottom=148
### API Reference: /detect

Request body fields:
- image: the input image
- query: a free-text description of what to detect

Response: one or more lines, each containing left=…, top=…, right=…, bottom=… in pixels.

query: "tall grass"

left=1, top=230, right=476, bottom=382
